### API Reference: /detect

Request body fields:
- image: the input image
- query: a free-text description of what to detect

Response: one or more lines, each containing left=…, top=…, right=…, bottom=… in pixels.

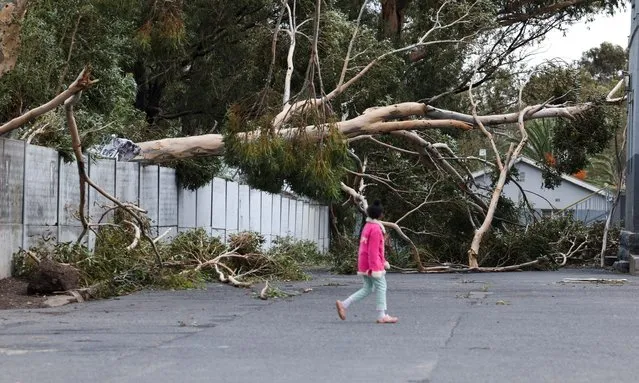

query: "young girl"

left=335, top=200, right=398, bottom=324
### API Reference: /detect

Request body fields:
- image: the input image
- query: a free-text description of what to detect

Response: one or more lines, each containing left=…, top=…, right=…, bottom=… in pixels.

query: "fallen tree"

left=129, top=102, right=592, bottom=163
left=0, top=0, right=626, bottom=273
left=14, top=225, right=318, bottom=299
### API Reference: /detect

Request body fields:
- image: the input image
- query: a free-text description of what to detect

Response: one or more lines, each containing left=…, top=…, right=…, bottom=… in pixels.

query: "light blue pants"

left=346, top=275, right=387, bottom=311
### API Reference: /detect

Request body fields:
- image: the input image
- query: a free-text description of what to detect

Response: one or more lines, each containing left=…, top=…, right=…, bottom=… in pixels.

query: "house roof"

left=471, top=156, right=608, bottom=196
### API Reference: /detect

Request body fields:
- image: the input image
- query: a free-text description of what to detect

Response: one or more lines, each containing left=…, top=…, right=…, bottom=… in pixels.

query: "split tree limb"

left=65, top=92, right=90, bottom=242
left=132, top=101, right=595, bottom=163
left=466, top=92, right=534, bottom=268
left=606, top=78, right=627, bottom=103
left=64, top=87, right=162, bottom=267
left=0, top=68, right=97, bottom=136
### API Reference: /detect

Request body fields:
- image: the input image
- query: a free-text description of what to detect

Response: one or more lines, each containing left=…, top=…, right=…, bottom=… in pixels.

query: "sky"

left=526, top=7, right=631, bottom=66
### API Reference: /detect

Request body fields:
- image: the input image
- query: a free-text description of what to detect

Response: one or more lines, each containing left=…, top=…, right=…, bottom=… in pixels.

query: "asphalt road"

left=1, top=269, right=638, bottom=383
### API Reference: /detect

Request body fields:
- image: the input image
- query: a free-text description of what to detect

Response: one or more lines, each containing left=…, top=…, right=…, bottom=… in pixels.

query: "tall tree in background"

left=0, top=0, right=29, bottom=77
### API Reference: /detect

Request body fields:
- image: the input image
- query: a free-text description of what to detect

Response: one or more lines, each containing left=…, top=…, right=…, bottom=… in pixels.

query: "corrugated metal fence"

left=0, top=138, right=330, bottom=279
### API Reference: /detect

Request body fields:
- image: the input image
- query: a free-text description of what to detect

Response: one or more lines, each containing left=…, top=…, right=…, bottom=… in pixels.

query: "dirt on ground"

left=0, top=277, right=46, bottom=309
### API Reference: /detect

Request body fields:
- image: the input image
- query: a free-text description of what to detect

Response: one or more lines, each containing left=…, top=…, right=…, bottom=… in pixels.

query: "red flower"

left=573, top=170, right=587, bottom=180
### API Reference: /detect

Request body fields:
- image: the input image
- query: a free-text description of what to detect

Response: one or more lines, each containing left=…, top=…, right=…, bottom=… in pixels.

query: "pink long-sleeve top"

left=357, top=221, right=386, bottom=278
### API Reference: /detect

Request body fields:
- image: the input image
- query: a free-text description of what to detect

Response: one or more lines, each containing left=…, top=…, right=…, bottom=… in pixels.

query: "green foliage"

left=520, top=120, right=555, bottom=164
left=224, top=108, right=351, bottom=201
left=328, top=200, right=615, bottom=272
left=479, top=216, right=618, bottom=268
left=26, top=112, right=75, bottom=162
left=580, top=41, right=627, bottom=81
left=385, top=244, right=422, bottom=269
left=587, top=151, right=625, bottom=189
left=228, top=231, right=265, bottom=254
left=550, top=105, right=617, bottom=183
left=172, top=157, right=222, bottom=191
left=520, top=55, right=626, bottom=188
left=16, top=224, right=165, bottom=297
left=1, top=0, right=146, bottom=157
left=264, top=252, right=310, bottom=282
left=326, top=235, right=358, bottom=274
left=168, top=228, right=226, bottom=262
left=3, top=1, right=630, bottom=270
left=269, top=236, right=326, bottom=266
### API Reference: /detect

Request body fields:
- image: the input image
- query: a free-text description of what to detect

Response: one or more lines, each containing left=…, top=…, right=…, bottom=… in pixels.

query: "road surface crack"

left=443, top=314, right=461, bottom=347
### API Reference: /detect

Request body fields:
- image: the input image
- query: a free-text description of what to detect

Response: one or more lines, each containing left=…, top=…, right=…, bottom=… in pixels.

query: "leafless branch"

left=57, top=13, right=83, bottom=92
left=154, top=228, right=173, bottom=244
left=1, top=68, right=98, bottom=136
left=123, top=220, right=141, bottom=250
left=65, top=89, right=162, bottom=267
left=606, top=77, right=627, bottom=103
left=349, top=135, right=420, bottom=155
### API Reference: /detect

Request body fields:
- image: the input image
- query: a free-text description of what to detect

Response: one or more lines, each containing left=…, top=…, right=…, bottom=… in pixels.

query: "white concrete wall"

left=0, top=138, right=329, bottom=279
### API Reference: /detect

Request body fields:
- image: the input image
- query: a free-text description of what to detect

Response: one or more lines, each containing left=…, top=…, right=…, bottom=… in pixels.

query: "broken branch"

left=1, top=67, right=97, bottom=136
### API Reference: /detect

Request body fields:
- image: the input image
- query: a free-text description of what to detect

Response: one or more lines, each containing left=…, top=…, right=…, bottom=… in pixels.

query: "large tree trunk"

left=135, top=102, right=472, bottom=162
left=133, top=102, right=591, bottom=163
left=467, top=105, right=533, bottom=267
left=467, top=156, right=511, bottom=268
left=0, top=0, right=29, bottom=77
left=381, top=0, right=410, bottom=39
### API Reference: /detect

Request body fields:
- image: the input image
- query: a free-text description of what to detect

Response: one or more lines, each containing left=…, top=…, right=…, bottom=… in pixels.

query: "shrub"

left=228, top=231, right=264, bottom=254
left=269, top=236, right=326, bottom=265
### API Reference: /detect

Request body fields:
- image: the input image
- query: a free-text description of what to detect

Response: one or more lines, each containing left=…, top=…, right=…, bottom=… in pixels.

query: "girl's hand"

left=384, top=261, right=390, bottom=270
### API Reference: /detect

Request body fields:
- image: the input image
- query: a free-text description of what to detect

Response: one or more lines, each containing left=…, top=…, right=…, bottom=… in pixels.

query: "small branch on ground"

left=260, top=281, right=270, bottom=300
left=123, top=220, right=141, bottom=250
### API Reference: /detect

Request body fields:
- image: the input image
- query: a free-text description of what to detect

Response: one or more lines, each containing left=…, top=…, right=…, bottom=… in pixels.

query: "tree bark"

left=381, top=0, right=409, bottom=39
left=0, top=0, right=28, bottom=77
left=64, top=92, right=90, bottom=242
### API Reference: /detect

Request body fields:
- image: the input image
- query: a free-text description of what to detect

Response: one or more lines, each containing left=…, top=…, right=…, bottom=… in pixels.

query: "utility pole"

left=617, top=0, right=639, bottom=274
